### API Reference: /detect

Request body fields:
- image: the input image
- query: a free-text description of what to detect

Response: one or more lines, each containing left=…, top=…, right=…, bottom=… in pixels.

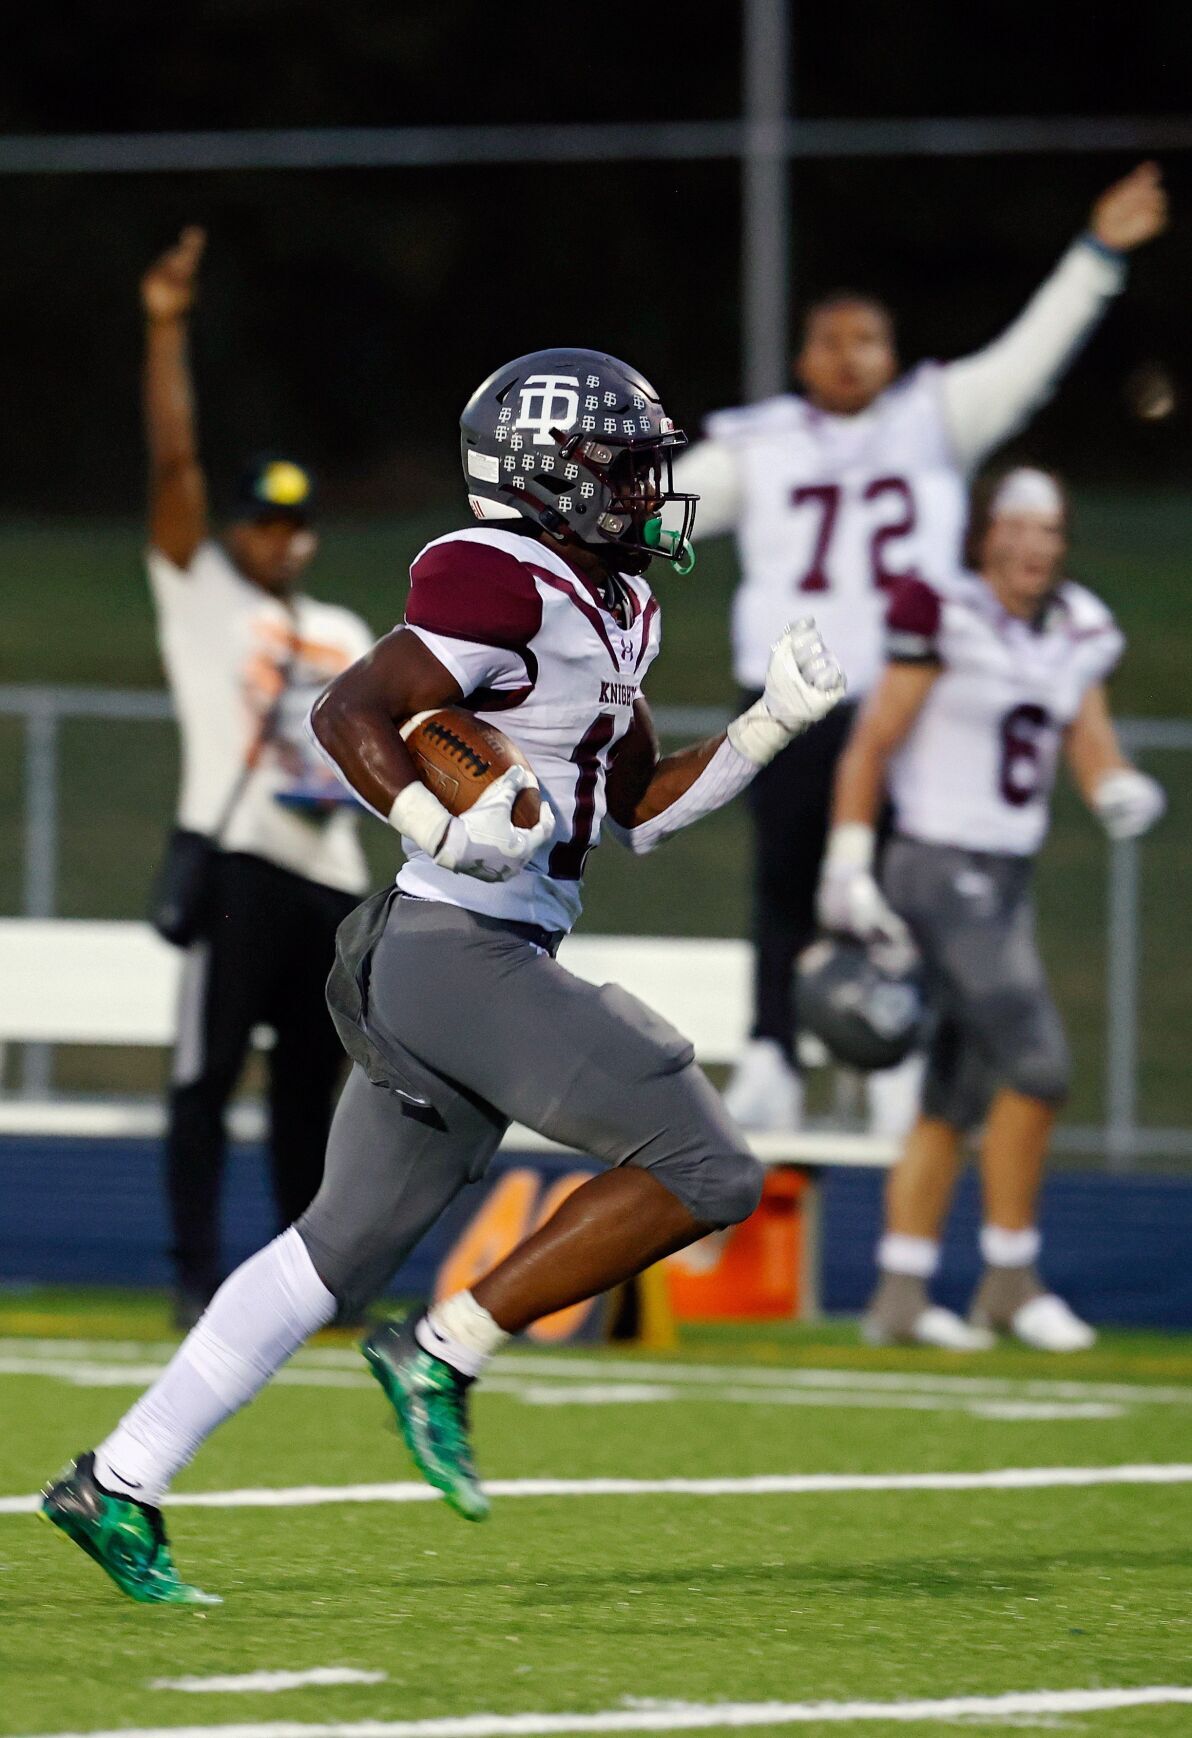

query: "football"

left=399, top=706, right=541, bottom=828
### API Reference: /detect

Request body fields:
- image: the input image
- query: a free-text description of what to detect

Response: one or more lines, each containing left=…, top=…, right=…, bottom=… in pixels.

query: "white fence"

left=2, top=683, right=1190, bottom=1167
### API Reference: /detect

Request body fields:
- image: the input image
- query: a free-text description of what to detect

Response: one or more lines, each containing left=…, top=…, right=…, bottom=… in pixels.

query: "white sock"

left=980, top=1224, right=1042, bottom=1268
left=877, top=1233, right=940, bottom=1280
left=416, top=1291, right=509, bottom=1380
left=94, top=1227, right=335, bottom=1505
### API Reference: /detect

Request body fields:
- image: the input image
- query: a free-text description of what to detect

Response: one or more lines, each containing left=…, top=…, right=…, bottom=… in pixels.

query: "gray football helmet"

left=797, top=937, right=927, bottom=1072
left=460, top=348, right=697, bottom=574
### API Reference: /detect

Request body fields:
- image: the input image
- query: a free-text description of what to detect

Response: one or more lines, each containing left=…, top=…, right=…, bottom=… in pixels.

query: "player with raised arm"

left=671, top=164, right=1167, bottom=1135
left=139, top=229, right=376, bottom=1325
left=42, top=348, right=844, bottom=1604
left=816, top=468, right=1164, bottom=1351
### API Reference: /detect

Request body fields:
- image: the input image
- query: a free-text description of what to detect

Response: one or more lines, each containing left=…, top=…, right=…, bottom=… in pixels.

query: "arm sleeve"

left=404, top=537, right=543, bottom=701
left=665, top=437, right=742, bottom=540
left=938, top=237, right=1127, bottom=470
left=885, top=577, right=943, bottom=666
left=605, top=736, right=758, bottom=856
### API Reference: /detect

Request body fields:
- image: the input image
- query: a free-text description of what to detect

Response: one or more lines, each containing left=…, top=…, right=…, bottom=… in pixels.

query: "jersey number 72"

left=792, top=476, right=920, bottom=593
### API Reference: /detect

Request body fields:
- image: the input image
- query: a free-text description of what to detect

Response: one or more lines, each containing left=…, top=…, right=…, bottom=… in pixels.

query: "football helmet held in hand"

left=798, top=936, right=927, bottom=1072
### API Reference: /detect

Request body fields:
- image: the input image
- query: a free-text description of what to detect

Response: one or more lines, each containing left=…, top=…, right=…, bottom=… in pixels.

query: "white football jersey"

left=674, top=238, right=1129, bottom=695
left=149, top=541, right=373, bottom=894
left=397, top=527, right=661, bottom=932
left=700, top=367, right=967, bottom=692
left=885, top=572, right=1124, bottom=856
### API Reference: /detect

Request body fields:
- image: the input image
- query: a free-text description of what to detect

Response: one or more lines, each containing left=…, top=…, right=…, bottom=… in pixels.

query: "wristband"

left=386, top=781, right=452, bottom=857
left=727, top=698, right=801, bottom=767
left=1080, top=230, right=1125, bottom=264
left=824, top=823, right=876, bottom=873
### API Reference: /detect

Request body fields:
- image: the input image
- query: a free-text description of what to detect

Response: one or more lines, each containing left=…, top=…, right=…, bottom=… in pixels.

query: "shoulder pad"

left=406, top=531, right=543, bottom=647
left=1054, top=578, right=1116, bottom=636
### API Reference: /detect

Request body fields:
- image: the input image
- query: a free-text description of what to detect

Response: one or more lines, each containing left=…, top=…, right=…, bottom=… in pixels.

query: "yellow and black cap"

left=235, top=455, right=317, bottom=523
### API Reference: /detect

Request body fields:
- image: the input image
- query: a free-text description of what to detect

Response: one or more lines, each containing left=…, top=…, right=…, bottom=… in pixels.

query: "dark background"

left=0, top=0, right=1189, bottom=516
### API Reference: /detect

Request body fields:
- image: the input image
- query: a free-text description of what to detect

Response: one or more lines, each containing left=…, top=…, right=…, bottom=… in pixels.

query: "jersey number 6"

left=793, top=477, right=921, bottom=594
left=999, top=703, right=1054, bottom=807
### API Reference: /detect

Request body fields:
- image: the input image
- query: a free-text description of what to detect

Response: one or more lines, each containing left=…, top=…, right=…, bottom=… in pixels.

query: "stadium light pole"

left=741, top=0, right=792, bottom=403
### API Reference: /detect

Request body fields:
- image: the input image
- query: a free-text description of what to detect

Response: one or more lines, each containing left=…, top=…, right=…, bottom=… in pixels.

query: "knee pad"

left=701, top=1146, right=766, bottom=1229
left=970, top=974, right=1070, bottom=1110
left=922, top=1018, right=993, bottom=1134
left=1006, top=1038, right=1070, bottom=1107
left=636, top=1139, right=764, bottom=1231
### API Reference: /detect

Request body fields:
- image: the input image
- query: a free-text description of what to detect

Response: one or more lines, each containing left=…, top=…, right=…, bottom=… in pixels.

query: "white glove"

left=1092, top=768, right=1166, bottom=841
left=388, top=766, right=555, bottom=883
left=728, top=618, right=847, bottom=767
left=816, top=823, right=911, bottom=947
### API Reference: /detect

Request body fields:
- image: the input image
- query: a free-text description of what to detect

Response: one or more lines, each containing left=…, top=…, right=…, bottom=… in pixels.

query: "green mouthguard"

left=643, top=515, right=696, bottom=575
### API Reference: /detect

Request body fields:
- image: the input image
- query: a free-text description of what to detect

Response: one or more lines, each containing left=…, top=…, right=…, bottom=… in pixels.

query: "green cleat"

left=40, top=1452, right=221, bottom=1606
left=362, top=1317, right=490, bottom=1521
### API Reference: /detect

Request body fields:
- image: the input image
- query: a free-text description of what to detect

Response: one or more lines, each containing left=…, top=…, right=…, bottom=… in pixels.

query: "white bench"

left=0, top=919, right=896, bottom=1312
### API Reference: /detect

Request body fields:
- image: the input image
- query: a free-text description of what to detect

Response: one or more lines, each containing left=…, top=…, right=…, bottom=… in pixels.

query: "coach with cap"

left=141, top=227, right=374, bottom=1326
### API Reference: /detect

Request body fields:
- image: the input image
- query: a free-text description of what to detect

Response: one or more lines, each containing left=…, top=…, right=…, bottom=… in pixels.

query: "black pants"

left=744, top=696, right=859, bottom=1059
left=166, top=851, right=358, bottom=1298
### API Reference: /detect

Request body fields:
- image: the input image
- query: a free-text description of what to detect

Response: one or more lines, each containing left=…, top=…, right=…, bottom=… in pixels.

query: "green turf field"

left=3, top=495, right=1190, bottom=1134
left=2, top=1290, right=1191, bottom=1737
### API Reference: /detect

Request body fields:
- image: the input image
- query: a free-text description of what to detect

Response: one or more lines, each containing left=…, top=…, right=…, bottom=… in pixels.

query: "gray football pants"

left=297, top=897, right=762, bottom=1314
left=882, top=838, right=1070, bottom=1132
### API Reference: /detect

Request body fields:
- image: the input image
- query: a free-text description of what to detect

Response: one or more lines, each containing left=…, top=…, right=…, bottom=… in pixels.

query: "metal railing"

left=2, top=683, right=1190, bottom=1166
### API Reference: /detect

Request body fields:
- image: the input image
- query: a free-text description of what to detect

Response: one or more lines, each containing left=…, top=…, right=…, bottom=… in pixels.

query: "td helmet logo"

left=515, top=374, right=581, bottom=445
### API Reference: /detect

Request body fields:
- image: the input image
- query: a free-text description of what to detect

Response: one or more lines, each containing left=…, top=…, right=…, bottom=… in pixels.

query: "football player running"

left=42, top=349, right=844, bottom=1604
left=817, top=467, right=1164, bottom=1352
left=671, top=163, right=1167, bottom=1137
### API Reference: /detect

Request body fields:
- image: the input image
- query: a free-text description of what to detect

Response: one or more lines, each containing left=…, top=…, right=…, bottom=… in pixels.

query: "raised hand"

left=1090, top=163, right=1168, bottom=253
left=142, top=227, right=207, bottom=322
left=728, top=618, right=847, bottom=767
left=762, top=618, right=847, bottom=731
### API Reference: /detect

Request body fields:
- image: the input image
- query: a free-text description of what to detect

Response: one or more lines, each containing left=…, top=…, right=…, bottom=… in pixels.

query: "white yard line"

left=15, top=1683, right=1192, bottom=1736
left=3, top=1338, right=1189, bottom=1407
left=507, top=1381, right=1122, bottom=1419
left=491, top=1354, right=1192, bottom=1406
left=0, top=1358, right=1129, bottom=1418
left=150, top=1672, right=387, bottom=1695
left=8, top=1462, right=1192, bottom=1517
left=0, top=1357, right=366, bottom=1390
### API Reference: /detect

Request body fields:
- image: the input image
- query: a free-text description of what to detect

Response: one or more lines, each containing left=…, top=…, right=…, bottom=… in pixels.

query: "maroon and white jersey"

left=684, top=367, right=968, bottom=693
left=674, top=238, right=1128, bottom=694
left=885, top=572, right=1123, bottom=856
left=398, top=527, right=661, bottom=931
